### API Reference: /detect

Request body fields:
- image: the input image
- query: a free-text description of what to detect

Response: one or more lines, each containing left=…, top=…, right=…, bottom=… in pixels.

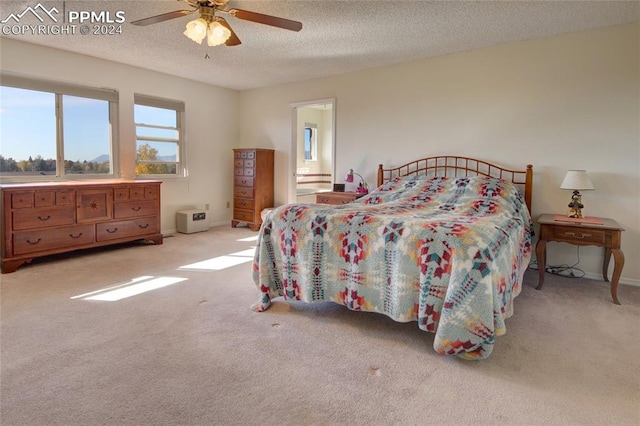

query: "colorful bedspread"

left=251, top=175, right=532, bottom=359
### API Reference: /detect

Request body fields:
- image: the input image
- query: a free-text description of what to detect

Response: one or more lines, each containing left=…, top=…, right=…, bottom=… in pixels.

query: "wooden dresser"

left=1, top=180, right=162, bottom=273
left=232, top=148, right=274, bottom=231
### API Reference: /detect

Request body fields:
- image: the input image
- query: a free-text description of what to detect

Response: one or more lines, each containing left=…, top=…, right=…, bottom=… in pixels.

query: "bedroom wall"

left=237, top=22, right=640, bottom=285
left=0, top=38, right=238, bottom=232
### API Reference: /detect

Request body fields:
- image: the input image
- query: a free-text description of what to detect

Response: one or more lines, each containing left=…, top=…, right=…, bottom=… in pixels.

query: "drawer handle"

left=131, top=206, right=142, bottom=211
left=138, top=224, right=149, bottom=229
left=38, top=215, right=51, bottom=221
left=106, top=228, right=118, bottom=233
left=69, top=232, right=83, bottom=239
left=565, top=232, right=592, bottom=239
left=26, top=238, right=42, bottom=245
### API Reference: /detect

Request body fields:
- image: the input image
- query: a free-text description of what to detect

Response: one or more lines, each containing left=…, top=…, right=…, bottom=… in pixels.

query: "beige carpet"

left=1, top=225, right=639, bottom=426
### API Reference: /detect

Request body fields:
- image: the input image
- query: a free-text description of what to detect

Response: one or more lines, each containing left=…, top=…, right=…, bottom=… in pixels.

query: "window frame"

left=303, top=122, right=318, bottom=162
left=134, top=94, right=186, bottom=179
left=0, top=72, right=119, bottom=182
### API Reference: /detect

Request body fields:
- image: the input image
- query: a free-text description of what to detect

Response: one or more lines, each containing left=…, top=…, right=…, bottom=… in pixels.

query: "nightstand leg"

left=535, top=239, right=547, bottom=290
left=603, top=247, right=612, bottom=282
left=610, top=248, right=624, bottom=305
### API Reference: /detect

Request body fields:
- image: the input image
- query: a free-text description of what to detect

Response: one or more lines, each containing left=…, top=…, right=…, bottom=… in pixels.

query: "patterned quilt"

left=251, top=175, right=532, bottom=359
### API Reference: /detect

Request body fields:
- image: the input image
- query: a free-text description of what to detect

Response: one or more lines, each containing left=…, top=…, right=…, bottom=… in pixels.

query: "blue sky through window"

left=0, top=87, right=111, bottom=162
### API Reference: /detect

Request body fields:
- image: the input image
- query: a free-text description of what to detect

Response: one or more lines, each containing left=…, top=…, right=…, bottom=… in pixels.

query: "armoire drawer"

left=233, top=209, right=255, bottom=222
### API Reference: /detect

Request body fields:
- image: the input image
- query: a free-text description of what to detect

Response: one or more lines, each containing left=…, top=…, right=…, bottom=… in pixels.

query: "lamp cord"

left=529, top=246, right=586, bottom=278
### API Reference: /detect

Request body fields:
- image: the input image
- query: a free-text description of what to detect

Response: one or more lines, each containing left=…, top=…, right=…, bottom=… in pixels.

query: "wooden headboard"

left=377, top=156, right=533, bottom=214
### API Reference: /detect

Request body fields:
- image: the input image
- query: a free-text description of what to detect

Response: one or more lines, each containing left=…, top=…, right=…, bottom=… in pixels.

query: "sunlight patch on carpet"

left=71, top=276, right=188, bottom=301
left=179, top=248, right=255, bottom=271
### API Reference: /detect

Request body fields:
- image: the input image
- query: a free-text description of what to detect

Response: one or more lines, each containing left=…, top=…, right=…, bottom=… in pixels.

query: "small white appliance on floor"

left=176, top=209, right=209, bottom=234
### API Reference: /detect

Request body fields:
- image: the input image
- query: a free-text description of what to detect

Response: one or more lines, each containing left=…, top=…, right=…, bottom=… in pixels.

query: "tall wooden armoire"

left=232, top=148, right=274, bottom=231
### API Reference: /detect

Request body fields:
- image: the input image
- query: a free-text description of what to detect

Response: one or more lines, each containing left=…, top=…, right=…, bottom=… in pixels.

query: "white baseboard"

left=581, top=271, right=640, bottom=287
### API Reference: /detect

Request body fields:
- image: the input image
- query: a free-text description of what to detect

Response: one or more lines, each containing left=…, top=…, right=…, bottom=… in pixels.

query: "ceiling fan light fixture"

left=207, top=21, right=231, bottom=46
left=184, top=17, right=208, bottom=44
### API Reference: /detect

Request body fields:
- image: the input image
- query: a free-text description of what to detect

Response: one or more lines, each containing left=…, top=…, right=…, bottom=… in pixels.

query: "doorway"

left=289, top=98, right=336, bottom=203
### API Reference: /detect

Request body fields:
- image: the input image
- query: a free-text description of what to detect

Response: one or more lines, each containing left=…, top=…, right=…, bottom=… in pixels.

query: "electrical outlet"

left=205, top=203, right=210, bottom=211
left=226, top=201, right=230, bottom=208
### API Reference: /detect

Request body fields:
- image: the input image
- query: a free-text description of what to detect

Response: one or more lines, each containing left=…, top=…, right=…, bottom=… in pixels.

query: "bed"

left=251, top=156, right=533, bottom=360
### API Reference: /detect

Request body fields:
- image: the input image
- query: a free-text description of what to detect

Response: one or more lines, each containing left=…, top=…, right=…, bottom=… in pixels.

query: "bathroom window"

left=304, top=123, right=317, bottom=162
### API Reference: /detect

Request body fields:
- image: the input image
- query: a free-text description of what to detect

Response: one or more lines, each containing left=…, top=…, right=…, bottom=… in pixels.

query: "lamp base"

left=567, top=207, right=584, bottom=219
left=567, top=190, right=584, bottom=218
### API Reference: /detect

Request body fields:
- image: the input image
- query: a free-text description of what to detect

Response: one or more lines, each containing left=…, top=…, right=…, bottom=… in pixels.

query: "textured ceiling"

left=1, top=1, right=638, bottom=91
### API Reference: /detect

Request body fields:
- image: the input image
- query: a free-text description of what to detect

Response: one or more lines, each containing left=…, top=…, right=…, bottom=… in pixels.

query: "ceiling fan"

left=131, top=0, right=302, bottom=47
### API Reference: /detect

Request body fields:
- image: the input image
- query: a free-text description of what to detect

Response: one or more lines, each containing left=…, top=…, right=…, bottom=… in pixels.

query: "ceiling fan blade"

left=217, top=18, right=242, bottom=46
left=130, top=9, right=194, bottom=26
left=229, top=8, right=302, bottom=32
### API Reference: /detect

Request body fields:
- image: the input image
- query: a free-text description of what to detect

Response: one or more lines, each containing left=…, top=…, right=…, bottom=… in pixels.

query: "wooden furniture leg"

left=603, top=247, right=611, bottom=282
left=610, top=248, right=625, bottom=305
left=535, top=239, right=547, bottom=290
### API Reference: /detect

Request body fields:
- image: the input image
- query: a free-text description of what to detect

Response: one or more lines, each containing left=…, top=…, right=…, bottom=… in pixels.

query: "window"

left=304, top=123, right=317, bottom=162
left=0, top=74, right=117, bottom=179
left=134, top=95, right=185, bottom=177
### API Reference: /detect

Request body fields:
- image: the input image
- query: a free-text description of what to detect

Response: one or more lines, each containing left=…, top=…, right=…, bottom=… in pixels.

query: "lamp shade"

left=344, top=169, right=354, bottom=183
left=184, top=18, right=208, bottom=44
left=206, top=21, right=231, bottom=46
left=560, top=170, right=594, bottom=190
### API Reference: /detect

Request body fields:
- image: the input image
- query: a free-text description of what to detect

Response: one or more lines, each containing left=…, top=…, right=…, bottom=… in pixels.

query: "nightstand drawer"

left=551, top=226, right=605, bottom=244
left=315, top=192, right=363, bottom=205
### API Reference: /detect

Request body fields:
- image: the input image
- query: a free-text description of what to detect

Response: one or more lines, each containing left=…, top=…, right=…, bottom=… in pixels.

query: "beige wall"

left=0, top=38, right=239, bottom=231
left=237, top=23, right=640, bottom=284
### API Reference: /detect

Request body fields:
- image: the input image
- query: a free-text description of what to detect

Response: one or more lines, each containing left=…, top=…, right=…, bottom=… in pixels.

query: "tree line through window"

left=0, top=74, right=185, bottom=179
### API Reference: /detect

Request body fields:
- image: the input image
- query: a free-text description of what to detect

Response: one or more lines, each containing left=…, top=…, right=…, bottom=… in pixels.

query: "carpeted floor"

left=1, top=225, right=639, bottom=425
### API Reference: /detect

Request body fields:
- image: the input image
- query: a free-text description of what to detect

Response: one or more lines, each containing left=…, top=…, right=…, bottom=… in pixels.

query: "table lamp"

left=345, top=169, right=369, bottom=194
left=560, top=170, right=594, bottom=218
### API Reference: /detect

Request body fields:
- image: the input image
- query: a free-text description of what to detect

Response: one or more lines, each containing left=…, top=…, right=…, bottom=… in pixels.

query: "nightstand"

left=535, top=214, right=625, bottom=304
left=315, top=191, right=365, bottom=205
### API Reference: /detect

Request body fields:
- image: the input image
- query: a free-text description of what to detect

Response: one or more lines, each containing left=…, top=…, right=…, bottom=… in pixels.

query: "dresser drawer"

left=144, top=186, right=158, bottom=200
left=233, top=209, right=255, bottom=222
left=13, top=224, right=95, bottom=255
left=316, top=192, right=361, bottom=205
left=114, top=200, right=157, bottom=219
left=234, top=176, right=254, bottom=188
left=13, top=207, right=75, bottom=231
left=234, top=197, right=255, bottom=210
left=11, top=192, right=33, bottom=209
left=34, top=191, right=55, bottom=207
left=234, top=187, right=254, bottom=198
left=96, top=217, right=159, bottom=241
left=551, top=226, right=606, bottom=244
left=129, top=186, right=146, bottom=201
left=56, top=190, right=75, bottom=206
left=114, top=187, right=129, bottom=201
